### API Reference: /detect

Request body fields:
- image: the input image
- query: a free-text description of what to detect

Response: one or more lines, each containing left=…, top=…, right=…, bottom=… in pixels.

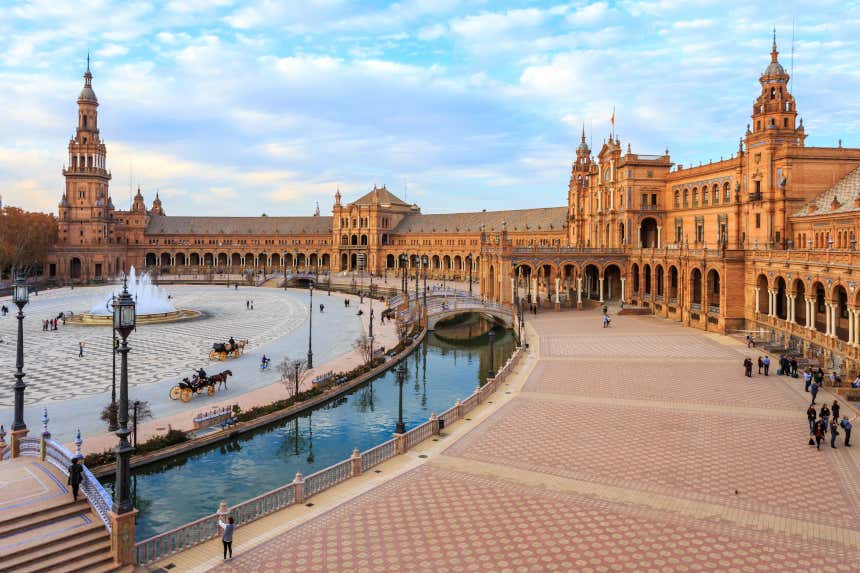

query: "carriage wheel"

left=207, top=385, right=215, bottom=396
left=169, top=386, right=182, bottom=400
left=209, top=351, right=217, bottom=361
left=181, top=388, right=193, bottom=402
left=220, top=351, right=227, bottom=361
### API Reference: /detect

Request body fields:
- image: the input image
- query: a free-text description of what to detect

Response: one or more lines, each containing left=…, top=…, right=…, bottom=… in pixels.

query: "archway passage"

left=691, top=268, right=703, bottom=305
left=631, top=263, right=640, bottom=294
left=655, top=265, right=664, bottom=297
left=668, top=266, right=679, bottom=302
left=70, top=257, right=82, bottom=279
left=756, top=275, right=769, bottom=314
left=813, top=282, right=826, bottom=333
left=145, top=253, right=157, bottom=267
left=706, top=269, right=720, bottom=310
left=640, top=217, right=658, bottom=248
left=584, top=264, right=600, bottom=300
left=834, top=285, right=849, bottom=341
left=603, top=264, right=622, bottom=301
left=793, top=280, right=806, bottom=326
left=644, top=265, right=652, bottom=296
left=775, top=277, right=787, bottom=320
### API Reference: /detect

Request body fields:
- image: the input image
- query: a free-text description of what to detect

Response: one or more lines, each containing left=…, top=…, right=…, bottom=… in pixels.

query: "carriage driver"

left=228, top=336, right=236, bottom=350
left=261, top=354, right=271, bottom=368
left=197, top=367, right=207, bottom=381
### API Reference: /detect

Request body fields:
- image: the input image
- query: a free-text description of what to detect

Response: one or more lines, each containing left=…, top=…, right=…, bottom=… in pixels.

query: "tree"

left=100, top=399, right=154, bottom=431
left=353, top=334, right=373, bottom=363
left=0, top=206, right=58, bottom=278
left=278, top=357, right=308, bottom=398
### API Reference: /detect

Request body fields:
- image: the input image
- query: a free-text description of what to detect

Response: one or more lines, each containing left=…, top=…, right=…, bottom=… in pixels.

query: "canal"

left=102, top=318, right=515, bottom=540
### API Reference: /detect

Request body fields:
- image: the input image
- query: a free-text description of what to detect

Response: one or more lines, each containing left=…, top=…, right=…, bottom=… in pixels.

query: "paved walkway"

left=148, top=310, right=860, bottom=572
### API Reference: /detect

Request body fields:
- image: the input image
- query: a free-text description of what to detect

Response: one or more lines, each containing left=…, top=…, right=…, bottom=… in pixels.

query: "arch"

left=351, top=234, right=358, bottom=245
left=175, top=252, right=187, bottom=266
left=833, top=284, right=849, bottom=341
left=453, top=255, right=462, bottom=272
left=231, top=253, right=242, bottom=267
left=190, top=253, right=201, bottom=266
left=812, top=281, right=827, bottom=334
left=668, top=266, right=679, bottom=301
left=584, top=264, right=600, bottom=300
left=309, top=253, right=318, bottom=268
left=443, top=255, right=451, bottom=271
left=631, top=263, right=640, bottom=293
left=297, top=253, right=306, bottom=267
left=706, top=269, right=720, bottom=309
left=386, top=254, right=396, bottom=268
left=793, top=279, right=806, bottom=325
left=655, top=265, right=664, bottom=296
left=488, top=265, right=496, bottom=300
left=756, top=274, right=769, bottom=314
left=643, top=264, right=652, bottom=295
left=360, top=234, right=368, bottom=246
left=203, top=252, right=214, bottom=266
left=321, top=253, right=330, bottom=268
left=690, top=268, right=703, bottom=305
left=341, top=252, right=348, bottom=271
left=602, top=264, right=622, bottom=301
left=271, top=253, right=281, bottom=267
left=245, top=252, right=255, bottom=267
left=774, top=276, right=787, bottom=320
left=432, top=255, right=440, bottom=270
left=145, top=252, right=157, bottom=267
left=218, top=252, right=228, bottom=266
left=160, top=252, right=172, bottom=267
left=70, top=257, right=82, bottom=279
left=341, top=234, right=348, bottom=245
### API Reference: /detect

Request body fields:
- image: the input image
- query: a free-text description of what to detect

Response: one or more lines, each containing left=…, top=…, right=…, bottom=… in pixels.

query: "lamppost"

left=400, top=255, right=408, bottom=294
left=487, top=329, right=496, bottom=378
left=132, top=400, right=140, bottom=448
left=293, top=360, right=303, bottom=397
left=421, top=255, right=428, bottom=308
left=109, top=294, right=118, bottom=432
left=395, top=361, right=406, bottom=434
left=10, top=270, right=29, bottom=456
left=307, top=281, right=314, bottom=369
left=467, top=255, right=473, bottom=295
left=112, top=278, right=136, bottom=518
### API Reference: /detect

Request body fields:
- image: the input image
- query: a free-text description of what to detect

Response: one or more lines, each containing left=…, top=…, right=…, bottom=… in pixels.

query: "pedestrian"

left=790, top=357, right=798, bottom=377
left=830, top=418, right=840, bottom=449
left=762, top=355, right=770, bottom=375
left=246, top=300, right=249, bottom=310
left=853, top=374, right=860, bottom=389
left=814, top=367, right=825, bottom=386
left=832, top=400, right=840, bottom=424
left=602, top=314, right=611, bottom=328
left=803, top=369, right=812, bottom=392
left=219, top=515, right=235, bottom=560
left=78, top=341, right=84, bottom=358
left=68, top=457, right=83, bottom=500
left=806, top=405, right=817, bottom=433
left=319, top=303, right=324, bottom=313
left=757, top=356, right=763, bottom=374
left=820, top=403, right=831, bottom=430
left=250, top=300, right=254, bottom=310
left=779, top=355, right=787, bottom=375
left=744, top=357, right=753, bottom=377
left=810, top=380, right=819, bottom=405
left=813, top=418, right=826, bottom=450
left=746, top=334, right=753, bottom=348
left=841, top=416, right=854, bottom=447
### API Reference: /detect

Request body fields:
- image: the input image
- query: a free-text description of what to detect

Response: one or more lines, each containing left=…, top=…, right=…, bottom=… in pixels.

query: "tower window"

left=83, top=115, right=88, bottom=127
left=783, top=118, right=788, bottom=128
left=756, top=121, right=761, bottom=131
left=755, top=213, right=761, bottom=228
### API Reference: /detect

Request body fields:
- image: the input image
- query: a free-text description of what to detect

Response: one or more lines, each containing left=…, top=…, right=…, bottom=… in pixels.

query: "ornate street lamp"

left=421, top=255, right=428, bottom=308
left=293, top=360, right=303, bottom=397
left=10, top=269, right=29, bottom=456
left=112, top=277, right=136, bottom=516
left=400, top=255, right=408, bottom=294
left=467, top=255, right=473, bottom=295
left=487, top=329, right=496, bottom=378
left=395, top=361, right=406, bottom=434
left=109, top=294, right=118, bottom=431
left=307, top=281, right=314, bottom=369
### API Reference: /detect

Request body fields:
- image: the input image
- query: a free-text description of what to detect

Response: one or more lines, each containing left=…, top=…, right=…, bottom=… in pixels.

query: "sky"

left=1, top=0, right=859, bottom=217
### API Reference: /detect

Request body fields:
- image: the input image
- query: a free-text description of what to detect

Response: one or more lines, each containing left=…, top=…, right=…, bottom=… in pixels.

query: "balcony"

left=707, top=304, right=720, bottom=315
left=748, top=191, right=762, bottom=201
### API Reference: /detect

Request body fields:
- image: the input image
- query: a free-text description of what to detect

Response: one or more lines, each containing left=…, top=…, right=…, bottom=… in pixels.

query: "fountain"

left=70, top=267, right=201, bottom=325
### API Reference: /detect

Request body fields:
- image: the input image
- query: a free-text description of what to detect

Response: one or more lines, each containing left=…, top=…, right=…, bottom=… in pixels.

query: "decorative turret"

left=151, top=191, right=164, bottom=215
left=748, top=31, right=802, bottom=143
left=132, top=187, right=146, bottom=213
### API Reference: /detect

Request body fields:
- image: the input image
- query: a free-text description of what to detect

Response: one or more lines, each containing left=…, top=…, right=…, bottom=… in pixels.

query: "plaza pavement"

left=147, top=308, right=860, bottom=573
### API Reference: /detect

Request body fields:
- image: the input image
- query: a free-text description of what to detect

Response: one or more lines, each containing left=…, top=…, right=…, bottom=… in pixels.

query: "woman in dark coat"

left=68, top=458, right=83, bottom=500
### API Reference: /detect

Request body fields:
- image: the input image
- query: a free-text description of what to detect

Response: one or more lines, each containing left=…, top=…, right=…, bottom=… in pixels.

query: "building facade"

left=47, top=38, right=860, bottom=373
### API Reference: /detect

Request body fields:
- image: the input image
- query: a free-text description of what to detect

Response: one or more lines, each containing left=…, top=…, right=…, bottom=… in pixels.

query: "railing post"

left=350, top=448, right=362, bottom=477
left=293, top=472, right=305, bottom=504
left=39, top=408, right=50, bottom=461
left=430, top=413, right=440, bottom=436
left=455, top=399, right=463, bottom=419
left=393, top=433, right=407, bottom=455
left=217, top=500, right=229, bottom=524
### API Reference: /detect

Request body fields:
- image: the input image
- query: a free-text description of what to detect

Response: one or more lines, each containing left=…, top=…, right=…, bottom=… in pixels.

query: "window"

left=702, top=188, right=708, bottom=206
left=724, top=183, right=731, bottom=202
left=674, top=190, right=680, bottom=208
left=692, top=188, right=698, bottom=207
left=651, top=194, right=657, bottom=206
left=755, top=213, right=761, bottom=228
left=783, top=118, right=789, bottom=128
left=683, top=190, right=689, bottom=208
left=696, top=224, right=704, bottom=243
left=641, top=193, right=647, bottom=208
left=755, top=180, right=761, bottom=196
left=713, top=184, right=719, bottom=204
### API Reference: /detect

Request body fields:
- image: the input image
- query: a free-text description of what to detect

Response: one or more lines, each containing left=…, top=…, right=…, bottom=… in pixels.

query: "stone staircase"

left=0, top=492, right=128, bottom=573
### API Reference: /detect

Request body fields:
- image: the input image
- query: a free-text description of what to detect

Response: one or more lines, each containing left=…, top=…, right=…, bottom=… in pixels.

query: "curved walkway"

left=148, top=309, right=860, bottom=572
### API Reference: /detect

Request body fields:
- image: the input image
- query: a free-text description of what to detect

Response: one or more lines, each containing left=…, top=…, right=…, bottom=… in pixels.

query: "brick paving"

left=183, top=309, right=860, bottom=572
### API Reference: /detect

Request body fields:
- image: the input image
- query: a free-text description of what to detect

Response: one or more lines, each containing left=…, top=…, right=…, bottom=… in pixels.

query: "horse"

left=209, top=369, right=233, bottom=391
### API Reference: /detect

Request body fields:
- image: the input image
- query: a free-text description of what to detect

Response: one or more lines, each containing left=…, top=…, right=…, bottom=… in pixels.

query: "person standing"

left=831, top=400, right=841, bottom=425
left=810, top=380, right=819, bottom=405
left=803, top=369, right=813, bottom=392
left=762, top=355, right=770, bottom=376
left=746, top=334, right=753, bottom=348
left=219, top=516, right=235, bottom=560
left=67, top=458, right=83, bottom=500
left=830, top=418, right=840, bottom=449
left=841, top=416, right=854, bottom=447
left=78, top=341, right=84, bottom=358
left=806, top=405, right=817, bottom=434
left=790, top=357, right=798, bottom=377
left=813, top=418, right=826, bottom=450
left=744, top=357, right=753, bottom=377
left=820, top=403, right=831, bottom=430
left=814, top=367, right=825, bottom=387
left=602, top=314, right=610, bottom=328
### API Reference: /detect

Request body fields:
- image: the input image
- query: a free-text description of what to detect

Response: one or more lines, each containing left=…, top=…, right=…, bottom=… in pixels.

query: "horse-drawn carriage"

left=209, top=338, right=247, bottom=361
left=169, top=370, right=233, bottom=402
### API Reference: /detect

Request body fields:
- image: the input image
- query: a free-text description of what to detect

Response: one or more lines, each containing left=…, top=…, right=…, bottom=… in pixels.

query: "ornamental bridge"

left=392, top=291, right=514, bottom=330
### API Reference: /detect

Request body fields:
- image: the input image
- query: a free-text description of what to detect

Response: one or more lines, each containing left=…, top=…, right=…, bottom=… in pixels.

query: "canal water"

left=101, top=319, right=515, bottom=540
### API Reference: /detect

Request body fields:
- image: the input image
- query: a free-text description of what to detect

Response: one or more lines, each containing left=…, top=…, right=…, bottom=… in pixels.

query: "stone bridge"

left=395, top=293, right=514, bottom=330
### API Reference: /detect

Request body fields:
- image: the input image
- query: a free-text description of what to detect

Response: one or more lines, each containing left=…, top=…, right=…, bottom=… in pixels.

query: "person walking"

left=813, top=418, right=826, bottom=450
left=841, top=416, right=854, bottom=447
left=803, top=369, right=813, bottom=392
left=757, top=356, right=763, bottom=375
left=820, top=403, right=831, bottom=431
left=762, top=355, right=770, bottom=376
left=806, top=405, right=817, bottom=434
left=790, top=357, right=798, bottom=377
left=219, top=516, right=235, bottom=560
left=830, top=418, right=840, bottom=449
left=602, top=314, right=611, bottom=328
left=814, top=367, right=825, bottom=387
left=744, top=357, right=753, bottom=377
left=831, top=400, right=841, bottom=425
left=810, top=380, right=820, bottom=405
left=246, top=300, right=249, bottom=310
left=78, top=341, right=84, bottom=358
left=68, top=458, right=83, bottom=500
left=746, top=334, right=754, bottom=348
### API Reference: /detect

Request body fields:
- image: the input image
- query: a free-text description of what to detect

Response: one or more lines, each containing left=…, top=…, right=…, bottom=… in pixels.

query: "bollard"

left=74, top=428, right=83, bottom=460
left=393, top=433, right=407, bottom=455
left=350, top=448, right=362, bottom=477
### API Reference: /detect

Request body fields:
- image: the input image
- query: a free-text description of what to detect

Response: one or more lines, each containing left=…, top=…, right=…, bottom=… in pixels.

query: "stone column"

left=576, top=277, right=583, bottom=309
left=767, top=290, right=774, bottom=317
left=350, top=448, right=362, bottom=477
left=510, top=277, right=515, bottom=304
left=656, top=226, right=662, bottom=248
left=554, top=277, right=560, bottom=310
left=849, top=309, right=855, bottom=345
left=807, top=299, right=815, bottom=329
left=109, top=509, right=139, bottom=566
left=620, top=277, right=626, bottom=304
left=754, top=288, right=760, bottom=315
left=598, top=277, right=605, bottom=303
left=825, top=303, right=832, bottom=336
left=832, top=303, right=839, bottom=338
left=637, top=223, right=642, bottom=248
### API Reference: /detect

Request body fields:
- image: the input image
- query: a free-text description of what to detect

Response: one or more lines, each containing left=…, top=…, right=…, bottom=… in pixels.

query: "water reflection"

left=104, top=319, right=514, bottom=540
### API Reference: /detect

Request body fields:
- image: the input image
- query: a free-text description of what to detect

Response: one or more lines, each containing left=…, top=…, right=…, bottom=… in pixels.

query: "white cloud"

left=97, top=44, right=129, bottom=58
left=566, top=2, right=610, bottom=26
left=418, top=23, right=446, bottom=41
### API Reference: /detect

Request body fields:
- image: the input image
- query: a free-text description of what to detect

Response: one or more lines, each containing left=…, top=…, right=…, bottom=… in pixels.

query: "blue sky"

left=1, top=0, right=858, bottom=216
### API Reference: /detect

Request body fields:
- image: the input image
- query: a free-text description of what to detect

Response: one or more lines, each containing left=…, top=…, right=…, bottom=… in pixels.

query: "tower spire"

left=771, top=28, right=778, bottom=62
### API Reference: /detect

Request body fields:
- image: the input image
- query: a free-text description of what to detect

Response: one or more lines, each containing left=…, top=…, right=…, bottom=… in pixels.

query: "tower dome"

left=78, top=56, right=98, bottom=103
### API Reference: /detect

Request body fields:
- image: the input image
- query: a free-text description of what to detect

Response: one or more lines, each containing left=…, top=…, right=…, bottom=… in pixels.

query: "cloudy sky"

left=1, top=0, right=858, bottom=217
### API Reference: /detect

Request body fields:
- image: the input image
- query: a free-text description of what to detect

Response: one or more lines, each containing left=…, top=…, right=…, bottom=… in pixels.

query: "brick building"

left=47, top=37, right=860, bottom=372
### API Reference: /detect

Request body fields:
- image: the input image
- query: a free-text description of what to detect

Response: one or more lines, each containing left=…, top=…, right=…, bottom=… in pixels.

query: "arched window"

left=723, top=182, right=731, bottom=203
left=702, top=187, right=708, bottom=205
left=683, top=189, right=689, bottom=208
left=712, top=184, right=719, bottom=204
left=674, top=190, right=680, bottom=208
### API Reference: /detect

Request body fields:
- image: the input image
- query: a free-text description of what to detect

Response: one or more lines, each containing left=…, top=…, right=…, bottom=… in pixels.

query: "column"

left=807, top=299, right=814, bottom=329
left=577, top=277, right=583, bottom=309
left=656, top=226, right=662, bottom=248
left=510, top=277, right=515, bottom=304
left=787, top=295, right=795, bottom=323
left=554, top=277, right=560, bottom=310
left=620, top=277, right=626, bottom=304
left=598, top=276, right=605, bottom=302
left=637, top=223, right=642, bottom=248
left=825, top=303, right=832, bottom=336
left=849, top=308, right=854, bottom=345
left=831, top=303, right=838, bottom=337
left=767, top=290, right=774, bottom=317
left=754, top=289, right=760, bottom=315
